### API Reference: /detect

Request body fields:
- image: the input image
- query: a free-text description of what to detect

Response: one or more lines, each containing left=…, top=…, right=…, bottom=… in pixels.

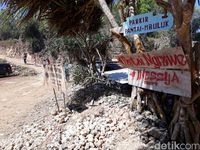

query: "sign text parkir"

left=123, top=12, right=173, bottom=36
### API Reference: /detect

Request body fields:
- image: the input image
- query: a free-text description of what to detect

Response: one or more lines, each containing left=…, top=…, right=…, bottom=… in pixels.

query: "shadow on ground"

left=67, top=81, right=132, bottom=112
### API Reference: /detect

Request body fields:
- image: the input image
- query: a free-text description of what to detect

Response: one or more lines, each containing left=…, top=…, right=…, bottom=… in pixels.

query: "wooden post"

left=62, top=91, right=68, bottom=114
left=53, top=88, right=60, bottom=112
left=128, top=0, right=146, bottom=112
left=62, top=92, right=66, bottom=108
left=53, top=64, right=60, bottom=91
left=136, top=88, right=142, bottom=113
left=130, top=86, right=137, bottom=111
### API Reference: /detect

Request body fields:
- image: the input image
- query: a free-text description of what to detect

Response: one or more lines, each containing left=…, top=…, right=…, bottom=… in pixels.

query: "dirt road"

left=0, top=55, right=51, bottom=137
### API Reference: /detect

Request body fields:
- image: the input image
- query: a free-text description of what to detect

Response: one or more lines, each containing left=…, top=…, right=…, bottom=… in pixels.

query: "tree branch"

left=118, top=1, right=126, bottom=23
left=155, top=0, right=172, bottom=12
left=179, top=91, right=200, bottom=106
left=170, top=0, right=183, bottom=28
left=111, top=31, right=132, bottom=54
left=98, top=0, right=119, bottom=28
left=128, top=0, right=146, bottom=53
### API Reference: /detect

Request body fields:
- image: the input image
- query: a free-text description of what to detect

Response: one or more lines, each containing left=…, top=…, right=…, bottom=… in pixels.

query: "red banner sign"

left=117, top=47, right=189, bottom=70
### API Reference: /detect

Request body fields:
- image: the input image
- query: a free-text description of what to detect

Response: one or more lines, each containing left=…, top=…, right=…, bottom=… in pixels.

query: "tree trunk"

left=128, top=0, right=146, bottom=53
left=128, top=0, right=146, bottom=112
left=118, top=1, right=126, bottom=23
left=98, top=0, right=132, bottom=54
left=155, top=0, right=200, bottom=143
left=98, top=0, right=118, bottom=28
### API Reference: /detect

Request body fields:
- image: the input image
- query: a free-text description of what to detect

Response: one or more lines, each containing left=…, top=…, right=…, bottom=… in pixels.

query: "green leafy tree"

left=1, top=0, right=112, bottom=36
left=0, top=10, right=20, bottom=40
left=22, top=20, right=45, bottom=54
left=1, top=0, right=113, bottom=76
left=137, top=0, right=159, bottom=14
left=43, top=30, right=110, bottom=76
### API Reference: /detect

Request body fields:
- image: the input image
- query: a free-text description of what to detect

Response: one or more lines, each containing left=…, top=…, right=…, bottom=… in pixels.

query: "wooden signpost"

left=123, top=12, right=173, bottom=36
left=46, top=64, right=67, bottom=112
left=111, top=11, right=191, bottom=97
left=117, top=47, right=191, bottom=97
left=46, top=64, right=66, bottom=92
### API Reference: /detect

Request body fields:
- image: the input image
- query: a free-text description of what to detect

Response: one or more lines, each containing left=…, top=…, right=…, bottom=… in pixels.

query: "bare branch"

left=170, top=0, right=183, bottom=28
left=98, top=0, right=119, bottom=28
left=118, top=1, right=126, bottom=23
left=178, top=90, right=200, bottom=107
left=155, top=0, right=172, bottom=12
left=111, top=31, right=132, bottom=54
left=128, top=0, right=146, bottom=53
left=182, top=2, right=195, bottom=25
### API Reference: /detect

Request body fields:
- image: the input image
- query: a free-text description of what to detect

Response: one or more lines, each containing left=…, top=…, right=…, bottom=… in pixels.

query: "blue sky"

left=0, top=3, right=6, bottom=10
left=195, top=0, right=200, bottom=7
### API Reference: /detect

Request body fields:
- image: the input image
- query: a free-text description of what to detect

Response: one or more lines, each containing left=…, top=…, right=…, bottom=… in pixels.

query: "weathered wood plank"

left=46, top=64, right=66, bottom=92
left=117, top=47, right=189, bottom=70
left=128, top=68, right=191, bottom=97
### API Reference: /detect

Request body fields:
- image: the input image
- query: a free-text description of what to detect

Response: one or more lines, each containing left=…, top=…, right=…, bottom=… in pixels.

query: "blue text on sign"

left=123, top=12, right=174, bottom=36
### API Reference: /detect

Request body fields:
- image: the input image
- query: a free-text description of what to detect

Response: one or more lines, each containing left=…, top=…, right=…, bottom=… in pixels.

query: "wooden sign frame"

left=117, top=47, right=191, bottom=97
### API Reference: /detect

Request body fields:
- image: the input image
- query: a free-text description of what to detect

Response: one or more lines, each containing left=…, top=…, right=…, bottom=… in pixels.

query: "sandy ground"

left=0, top=55, right=148, bottom=150
left=0, top=55, right=51, bottom=137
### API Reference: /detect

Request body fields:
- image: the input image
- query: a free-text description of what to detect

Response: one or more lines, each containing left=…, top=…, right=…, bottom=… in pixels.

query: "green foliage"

left=22, top=20, right=45, bottom=54
left=71, top=65, right=90, bottom=85
left=0, top=24, right=11, bottom=40
left=43, top=31, right=110, bottom=63
left=70, top=64, right=108, bottom=85
left=110, top=6, right=122, bottom=26
left=1, top=0, right=112, bottom=36
left=45, top=37, right=66, bottom=60
left=137, top=0, right=161, bottom=14
left=144, top=38, right=155, bottom=51
left=0, top=10, right=20, bottom=40
left=29, top=38, right=45, bottom=53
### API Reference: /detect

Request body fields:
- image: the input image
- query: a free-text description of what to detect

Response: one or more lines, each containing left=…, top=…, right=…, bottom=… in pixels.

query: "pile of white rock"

left=48, top=106, right=132, bottom=150
left=0, top=94, right=168, bottom=150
